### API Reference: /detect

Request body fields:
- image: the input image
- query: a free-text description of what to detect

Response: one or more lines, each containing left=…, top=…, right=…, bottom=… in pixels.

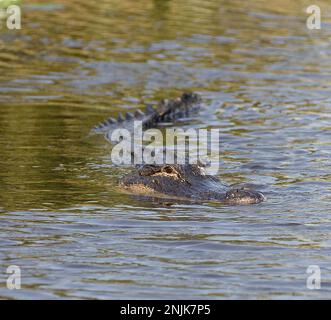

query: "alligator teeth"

left=117, top=113, right=124, bottom=122
left=125, top=112, right=134, bottom=120
left=146, top=104, right=155, bottom=114
left=134, top=110, right=145, bottom=118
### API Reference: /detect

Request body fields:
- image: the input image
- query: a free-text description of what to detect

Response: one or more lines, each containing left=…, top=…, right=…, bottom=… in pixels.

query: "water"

left=0, top=0, right=331, bottom=299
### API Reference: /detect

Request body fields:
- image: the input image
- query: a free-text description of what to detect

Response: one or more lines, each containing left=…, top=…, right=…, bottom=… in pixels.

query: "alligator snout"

left=224, top=188, right=266, bottom=205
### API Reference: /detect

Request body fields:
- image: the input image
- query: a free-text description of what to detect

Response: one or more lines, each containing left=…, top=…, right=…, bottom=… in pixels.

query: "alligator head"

left=120, top=163, right=266, bottom=205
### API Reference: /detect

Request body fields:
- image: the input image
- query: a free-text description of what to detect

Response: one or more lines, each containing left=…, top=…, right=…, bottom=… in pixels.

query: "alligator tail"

left=91, top=92, right=202, bottom=135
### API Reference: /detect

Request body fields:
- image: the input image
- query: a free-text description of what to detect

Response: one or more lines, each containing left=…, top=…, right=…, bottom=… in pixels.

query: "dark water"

left=0, top=0, right=331, bottom=299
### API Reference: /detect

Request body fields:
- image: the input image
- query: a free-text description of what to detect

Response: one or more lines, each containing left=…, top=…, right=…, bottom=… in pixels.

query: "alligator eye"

left=162, top=165, right=175, bottom=174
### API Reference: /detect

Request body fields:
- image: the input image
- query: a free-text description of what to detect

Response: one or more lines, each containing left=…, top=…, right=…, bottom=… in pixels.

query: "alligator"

left=92, top=92, right=266, bottom=205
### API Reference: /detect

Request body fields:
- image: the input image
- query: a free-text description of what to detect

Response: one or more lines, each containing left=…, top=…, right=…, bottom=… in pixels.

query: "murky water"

left=0, top=0, right=331, bottom=299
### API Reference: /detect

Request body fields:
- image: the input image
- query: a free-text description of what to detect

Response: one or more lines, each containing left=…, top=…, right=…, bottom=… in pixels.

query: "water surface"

left=0, top=0, right=331, bottom=299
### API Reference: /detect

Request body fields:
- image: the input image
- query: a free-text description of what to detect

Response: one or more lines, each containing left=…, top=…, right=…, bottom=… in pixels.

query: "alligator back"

left=91, top=92, right=203, bottom=138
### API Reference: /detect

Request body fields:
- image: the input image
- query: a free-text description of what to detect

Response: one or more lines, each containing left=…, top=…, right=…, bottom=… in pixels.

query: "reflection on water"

left=1, top=0, right=331, bottom=299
